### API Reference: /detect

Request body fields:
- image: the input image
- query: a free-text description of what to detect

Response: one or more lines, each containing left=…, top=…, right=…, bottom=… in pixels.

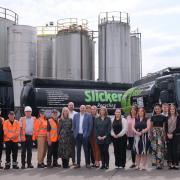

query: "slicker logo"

left=85, top=90, right=123, bottom=103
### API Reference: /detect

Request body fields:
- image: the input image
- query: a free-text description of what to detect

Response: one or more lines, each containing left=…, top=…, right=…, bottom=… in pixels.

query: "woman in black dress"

left=58, top=107, right=74, bottom=168
left=165, top=104, right=180, bottom=170
left=111, top=108, right=127, bottom=168
left=95, top=106, right=111, bottom=169
left=132, top=107, right=151, bottom=170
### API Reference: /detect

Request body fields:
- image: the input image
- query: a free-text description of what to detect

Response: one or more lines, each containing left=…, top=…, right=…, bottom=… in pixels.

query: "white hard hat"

left=24, top=106, right=32, bottom=112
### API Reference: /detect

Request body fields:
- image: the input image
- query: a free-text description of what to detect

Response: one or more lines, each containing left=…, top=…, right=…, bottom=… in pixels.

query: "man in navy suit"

left=73, top=105, right=93, bottom=168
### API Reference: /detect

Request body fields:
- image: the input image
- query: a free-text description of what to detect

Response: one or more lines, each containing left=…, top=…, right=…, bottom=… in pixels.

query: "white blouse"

left=111, top=117, right=128, bottom=137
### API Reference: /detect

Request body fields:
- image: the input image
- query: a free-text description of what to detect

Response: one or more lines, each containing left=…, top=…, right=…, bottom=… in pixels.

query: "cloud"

left=134, top=6, right=180, bottom=16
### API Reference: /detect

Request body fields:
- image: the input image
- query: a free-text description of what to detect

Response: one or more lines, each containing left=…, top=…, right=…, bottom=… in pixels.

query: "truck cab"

left=129, top=67, right=180, bottom=113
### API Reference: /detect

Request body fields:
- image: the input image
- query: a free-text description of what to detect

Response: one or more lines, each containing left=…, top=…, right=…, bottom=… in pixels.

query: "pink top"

left=126, top=115, right=135, bottom=137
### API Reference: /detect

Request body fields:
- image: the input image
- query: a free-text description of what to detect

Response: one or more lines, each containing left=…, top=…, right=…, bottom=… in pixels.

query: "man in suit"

left=73, top=105, right=92, bottom=168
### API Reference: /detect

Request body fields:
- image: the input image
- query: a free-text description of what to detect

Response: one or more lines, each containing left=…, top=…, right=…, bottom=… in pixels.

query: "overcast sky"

left=1, top=0, right=180, bottom=78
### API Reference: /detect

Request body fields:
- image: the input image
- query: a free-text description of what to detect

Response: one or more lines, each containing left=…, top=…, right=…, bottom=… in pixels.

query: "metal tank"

left=37, top=35, right=56, bottom=78
left=98, top=11, right=131, bottom=83
left=55, top=18, right=94, bottom=80
left=37, top=25, right=57, bottom=78
left=0, top=7, right=18, bottom=67
left=8, top=25, right=37, bottom=107
left=90, top=39, right=95, bottom=80
left=130, top=32, right=142, bottom=83
left=52, top=38, right=57, bottom=78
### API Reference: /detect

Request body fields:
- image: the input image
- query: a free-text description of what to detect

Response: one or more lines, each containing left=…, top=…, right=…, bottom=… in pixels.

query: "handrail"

left=98, top=11, right=130, bottom=25
left=0, top=6, right=18, bottom=24
left=57, top=18, right=89, bottom=32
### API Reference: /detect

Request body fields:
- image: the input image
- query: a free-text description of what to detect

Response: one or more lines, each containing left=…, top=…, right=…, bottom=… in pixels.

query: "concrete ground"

left=0, top=145, right=180, bottom=180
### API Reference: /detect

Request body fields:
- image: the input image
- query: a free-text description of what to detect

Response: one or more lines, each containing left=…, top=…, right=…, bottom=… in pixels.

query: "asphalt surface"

left=0, top=145, right=180, bottom=180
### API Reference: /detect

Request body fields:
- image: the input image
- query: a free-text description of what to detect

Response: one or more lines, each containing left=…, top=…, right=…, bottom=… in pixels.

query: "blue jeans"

left=76, top=134, right=90, bottom=166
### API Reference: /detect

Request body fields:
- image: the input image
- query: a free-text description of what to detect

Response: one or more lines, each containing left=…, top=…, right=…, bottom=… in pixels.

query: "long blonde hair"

left=61, top=107, right=70, bottom=120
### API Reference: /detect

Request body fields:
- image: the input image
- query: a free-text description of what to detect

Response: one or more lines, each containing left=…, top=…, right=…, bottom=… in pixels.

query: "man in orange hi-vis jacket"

left=19, top=106, right=36, bottom=169
left=3, top=111, right=20, bottom=170
left=34, top=109, right=48, bottom=168
left=47, top=109, right=61, bottom=168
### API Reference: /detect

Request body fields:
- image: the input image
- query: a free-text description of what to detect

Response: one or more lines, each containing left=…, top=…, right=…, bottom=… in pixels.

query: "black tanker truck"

left=1, top=66, right=180, bottom=118
left=20, top=78, right=131, bottom=117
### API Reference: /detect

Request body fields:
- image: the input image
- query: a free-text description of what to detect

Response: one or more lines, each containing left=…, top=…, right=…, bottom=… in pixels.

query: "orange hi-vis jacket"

left=48, top=118, right=58, bottom=142
left=3, top=119, right=20, bottom=142
left=34, top=117, right=47, bottom=139
left=19, top=116, right=36, bottom=142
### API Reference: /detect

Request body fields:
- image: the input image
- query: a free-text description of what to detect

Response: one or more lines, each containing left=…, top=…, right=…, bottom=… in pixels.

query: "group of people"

left=0, top=102, right=180, bottom=171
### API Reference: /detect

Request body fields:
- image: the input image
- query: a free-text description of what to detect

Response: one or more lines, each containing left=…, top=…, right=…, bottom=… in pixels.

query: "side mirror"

left=159, top=90, right=169, bottom=103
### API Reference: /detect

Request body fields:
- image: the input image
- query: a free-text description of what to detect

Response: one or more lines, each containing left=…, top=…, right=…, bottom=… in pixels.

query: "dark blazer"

left=165, top=115, right=180, bottom=137
left=72, top=112, right=93, bottom=138
left=95, top=116, right=111, bottom=144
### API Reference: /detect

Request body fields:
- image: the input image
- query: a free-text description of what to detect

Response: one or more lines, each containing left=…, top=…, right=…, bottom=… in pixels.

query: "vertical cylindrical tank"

left=98, top=12, right=131, bottom=83
left=90, top=40, right=95, bottom=80
left=52, top=38, right=57, bottom=78
left=55, top=18, right=94, bottom=80
left=130, top=32, right=142, bottom=83
left=0, top=7, right=18, bottom=67
left=36, top=25, right=57, bottom=78
left=37, top=35, right=56, bottom=78
left=8, top=25, right=37, bottom=107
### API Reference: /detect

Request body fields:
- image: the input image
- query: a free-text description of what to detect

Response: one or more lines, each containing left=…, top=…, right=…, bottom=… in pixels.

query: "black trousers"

left=21, top=135, right=33, bottom=165
left=5, top=141, right=18, bottom=165
left=167, top=136, right=179, bottom=166
left=62, top=158, right=69, bottom=168
left=47, top=141, right=58, bottom=165
left=99, top=143, right=109, bottom=167
left=72, top=136, right=76, bottom=164
left=0, top=141, right=3, bottom=163
left=113, top=135, right=127, bottom=167
left=128, top=137, right=136, bottom=164
left=76, top=134, right=90, bottom=166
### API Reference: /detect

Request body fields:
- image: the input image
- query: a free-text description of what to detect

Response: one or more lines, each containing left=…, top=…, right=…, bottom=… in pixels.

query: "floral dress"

left=58, top=118, right=74, bottom=159
left=150, top=115, right=167, bottom=168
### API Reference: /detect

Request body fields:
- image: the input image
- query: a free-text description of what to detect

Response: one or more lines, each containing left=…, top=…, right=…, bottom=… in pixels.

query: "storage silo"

left=98, top=12, right=131, bottom=83
left=52, top=38, right=57, bottom=78
left=37, top=25, right=57, bottom=78
left=55, top=18, right=94, bottom=80
left=8, top=25, right=37, bottom=108
left=90, top=39, right=95, bottom=80
left=0, top=7, right=18, bottom=67
left=130, top=32, right=142, bottom=83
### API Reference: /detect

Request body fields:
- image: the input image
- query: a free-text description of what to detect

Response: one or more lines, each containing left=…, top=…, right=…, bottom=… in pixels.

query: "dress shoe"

left=53, top=163, right=61, bottom=168
left=27, top=164, right=34, bottom=168
left=4, top=165, right=10, bottom=170
left=13, top=165, right=19, bottom=169
left=74, top=164, right=81, bottom=169
left=37, top=164, right=44, bottom=168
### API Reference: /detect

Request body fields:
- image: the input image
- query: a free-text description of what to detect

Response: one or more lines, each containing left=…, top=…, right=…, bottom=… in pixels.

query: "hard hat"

left=24, top=106, right=32, bottom=112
